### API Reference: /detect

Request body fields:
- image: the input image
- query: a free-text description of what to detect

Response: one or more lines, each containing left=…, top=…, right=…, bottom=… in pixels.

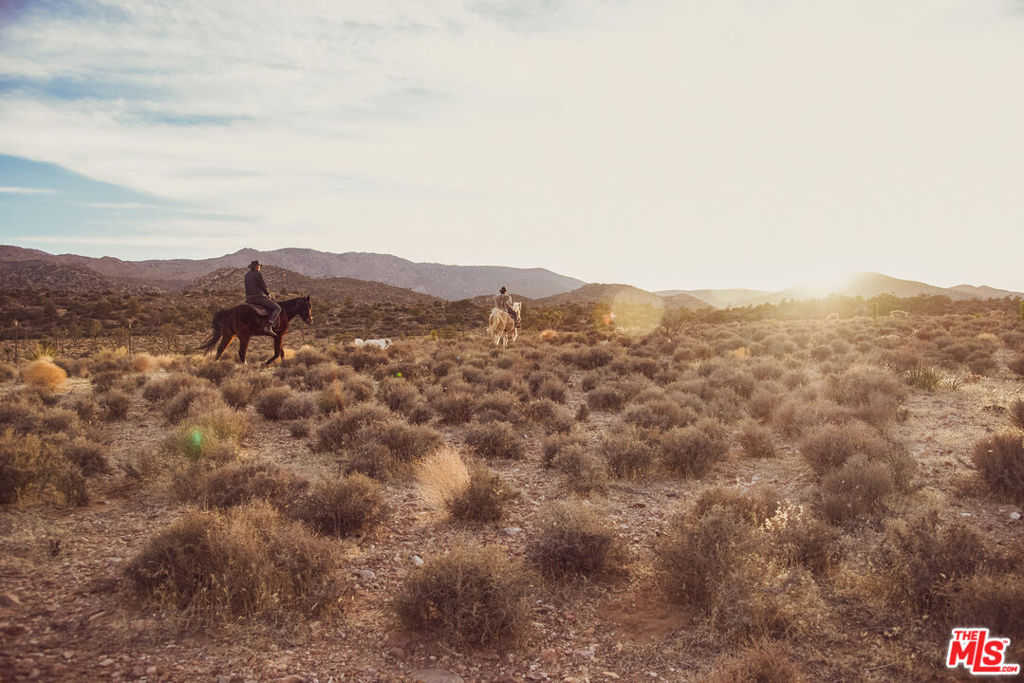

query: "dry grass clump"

left=622, top=398, right=697, bottom=431
left=585, top=386, right=626, bottom=412
left=475, top=390, right=520, bottom=423
left=415, top=446, right=471, bottom=512
left=124, top=502, right=341, bottom=626
left=164, top=384, right=223, bottom=424
left=41, top=407, right=77, bottom=433
left=560, top=347, right=614, bottom=370
left=737, top=419, right=776, bottom=458
left=599, top=428, right=655, bottom=479
left=194, top=359, right=235, bottom=385
left=289, top=473, right=385, bottom=537
left=0, top=361, right=17, bottom=381
left=100, top=389, right=131, bottom=421
left=0, top=396, right=40, bottom=433
left=22, top=358, right=67, bottom=391
left=393, top=544, right=528, bottom=648
left=943, top=574, right=1024, bottom=642
left=706, top=642, right=804, bottom=683
left=542, top=432, right=588, bottom=468
left=971, top=433, right=1024, bottom=501
left=374, top=421, right=444, bottom=464
left=773, top=397, right=852, bottom=438
left=219, top=377, right=253, bottom=408
left=316, top=379, right=347, bottom=414
left=693, top=486, right=781, bottom=526
left=527, top=500, right=623, bottom=580
left=465, top=422, right=525, bottom=460
left=143, top=373, right=201, bottom=403
left=163, top=424, right=238, bottom=463
left=175, top=461, right=309, bottom=510
left=1008, top=354, right=1024, bottom=377
left=1011, top=399, right=1024, bottom=430
left=659, top=419, right=729, bottom=478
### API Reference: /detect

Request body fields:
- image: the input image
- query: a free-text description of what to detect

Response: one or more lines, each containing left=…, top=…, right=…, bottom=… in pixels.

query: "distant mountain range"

left=0, top=245, right=584, bottom=301
left=2, top=245, right=1021, bottom=309
left=660, top=272, right=1024, bottom=308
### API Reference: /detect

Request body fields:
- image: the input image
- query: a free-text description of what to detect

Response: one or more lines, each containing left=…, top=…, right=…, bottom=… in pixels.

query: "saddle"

left=244, top=303, right=272, bottom=318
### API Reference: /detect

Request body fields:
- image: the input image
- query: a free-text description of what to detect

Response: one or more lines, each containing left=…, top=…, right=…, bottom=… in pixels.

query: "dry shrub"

left=760, top=501, right=841, bottom=577
left=293, top=345, right=328, bottom=367
left=317, top=379, right=346, bottom=414
left=175, top=461, right=309, bottom=510
left=375, top=421, right=444, bottom=464
left=528, top=500, right=623, bottom=580
left=943, top=574, right=1024, bottom=642
left=22, top=358, right=67, bottom=391
left=0, top=361, right=17, bottom=381
left=377, top=377, right=419, bottom=413
left=694, top=485, right=781, bottom=526
left=535, top=378, right=567, bottom=403
left=477, top=390, right=520, bottom=422
left=393, top=544, right=528, bottom=648
left=539, top=329, right=558, bottom=341
left=255, top=386, right=292, bottom=420
left=542, top=432, right=588, bottom=468
left=131, top=353, right=160, bottom=373
left=162, top=415, right=241, bottom=463
left=435, top=393, right=476, bottom=425
left=553, top=444, right=609, bottom=495
left=164, top=385, right=222, bottom=424
left=799, top=421, right=893, bottom=476
left=289, top=473, right=385, bottom=537
left=875, top=510, right=991, bottom=614
left=314, top=404, right=389, bottom=452
left=125, top=502, right=341, bottom=626
left=1008, top=355, right=1024, bottom=377
left=773, top=397, right=851, bottom=438
left=599, top=428, right=654, bottom=479
left=465, top=422, right=524, bottom=460
left=623, top=398, right=697, bottom=431
left=194, top=359, right=235, bottom=385
left=820, top=455, right=894, bottom=524
left=218, top=378, right=252, bottom=408
left=62, top=439, right=110, bottom=476
left=447, top=462, right=513, bottom=523
left=0, top=397, right=40, bottom=433
left=660, top=419, right=729, bottom=478
left=1011, top=399, right=1024, bottom=431
left=0, top=429, right=85, bottom=505
left=971, top=433, right=1024, bottom=501
left=657, top=506, right=827, bottom=640
left=706, top=642, right=804, bottom=683
left=415, top=445, right=471, bottom=512
left=279, top=394, right=316, bottom=420
left=143, top=373, right=200, bottom=403
left=561, top=347, right=614, bottom=370
left=738, top=419, right=776, bottom=459
left=100, top=389, right=131, bottom=421
left=585, top=386, right=626, bottom=412
left=41, top=407, right=77, bottom=433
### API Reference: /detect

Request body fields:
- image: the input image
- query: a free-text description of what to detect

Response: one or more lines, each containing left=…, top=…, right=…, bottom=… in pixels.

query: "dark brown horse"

left=198, top=296, right=313, bottom=364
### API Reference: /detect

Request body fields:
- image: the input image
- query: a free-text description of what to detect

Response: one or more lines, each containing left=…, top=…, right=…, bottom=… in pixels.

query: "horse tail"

left=197, top=312, right=223, bottom=354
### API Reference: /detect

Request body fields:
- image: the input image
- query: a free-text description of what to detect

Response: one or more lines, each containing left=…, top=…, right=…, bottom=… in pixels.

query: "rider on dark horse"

left=495, top=286, right=519, bottom=329
left=245, top=260, right=280, bottom=337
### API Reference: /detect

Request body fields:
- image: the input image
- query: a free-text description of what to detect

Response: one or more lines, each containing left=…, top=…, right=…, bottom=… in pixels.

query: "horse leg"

left=238, top=335, right=250, bottom=364
left=265, top=334, right=282, bottom=365
left=215, top=333, right=234, bottom=360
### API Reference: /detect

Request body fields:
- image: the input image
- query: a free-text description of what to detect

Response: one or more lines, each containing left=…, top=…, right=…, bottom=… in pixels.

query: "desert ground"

left=1, top=311, right=1023, bottom=682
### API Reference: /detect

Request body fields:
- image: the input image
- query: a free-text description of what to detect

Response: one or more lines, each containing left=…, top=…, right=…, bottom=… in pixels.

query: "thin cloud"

left=0, top=186, right=56, bottom=194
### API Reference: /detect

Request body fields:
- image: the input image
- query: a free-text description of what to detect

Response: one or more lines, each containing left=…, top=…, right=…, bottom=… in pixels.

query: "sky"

left=1, top=0, right=1023, bottom=292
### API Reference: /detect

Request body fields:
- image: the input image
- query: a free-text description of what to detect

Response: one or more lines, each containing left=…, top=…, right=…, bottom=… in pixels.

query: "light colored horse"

left=488, top=302, right=521, bottom=348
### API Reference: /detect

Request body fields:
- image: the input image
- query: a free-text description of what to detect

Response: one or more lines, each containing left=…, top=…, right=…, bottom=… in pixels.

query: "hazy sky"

left=1, top=1, right=1023, bottom=292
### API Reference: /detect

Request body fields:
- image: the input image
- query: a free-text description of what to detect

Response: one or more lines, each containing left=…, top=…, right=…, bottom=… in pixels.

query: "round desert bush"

left=476, top=390, right=520, bottom=422
left=220, top=378, right=253, bottom=408
left=377, top=377, right=419, bottom=413
left=100, top=389, right=131, bottom=421
left=693, top=485, right=781, bottom=526
left=255, top=385, right=292, bottom=420
left=535, top=378, right=567, bottom=403
left=560, top=347, right=614, bottom=370
left=0, top=361, right=17, bottom=382
left=660, top=419, right=729, bottom=478
left=393, top=544, right=528, bottom=648
left=1010, top=399, right=1024, bottom=431
left=143, top=373, right=202, bottom=403
left=738, top=419, right=776, bottom=459
left=279, top=393, right=316, bottom=420
left=465, top=422, right=524, bottom=460
left=971, top=433, right=1024, bottom=501
left=528, top=500, right=622, bottom=580
left=599, top=428, right=654, bottom=479
left=553, top=444, right=609, bottom=495
left=125, top=502, right=341, bottom=625
left=21, top=358, right=67, bottom=392
left=163, top=384, right=222, bottom=424
left=375, top=421, right=444, bottom=463
left=62, top=439, right=110, bottom=476
left=706, top=643, right=804, bottom=683
left=289, top=473, right=385, bottom=537
left=314, top=404, right=390, bottom=452
left=623, top=398, right=697, bottom=431
left=943, top=574, right=1024, bottom=642
left=542, top=432, right=588, bottom=468
left=194, top=359, right=235, bottom=385
left=162, top=423, right=238, bottom=463
left=293, top=345, right=329, bottom=367
left=586, top=386, right=626, bottom=412
left=434, top=393, right=476, bottom=425
left=41, top=407, right=77, bottom=433
left=175, top=461, right=309, bottom=509
left=316, top=379, right=346, bottom=414
left=820, top=455, right=894, bottom=524
left=447, top=463, right=513, bottom=523
left=799, top=420, right=892, bottom=475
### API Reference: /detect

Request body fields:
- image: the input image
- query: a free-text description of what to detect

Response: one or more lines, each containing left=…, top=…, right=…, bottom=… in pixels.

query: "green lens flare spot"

left=189, top=428, right=203, bottom=453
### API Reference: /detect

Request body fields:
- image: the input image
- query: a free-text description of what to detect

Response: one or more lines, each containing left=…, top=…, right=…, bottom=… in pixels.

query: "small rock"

left=354, top=569, right=377, bottom=581
left=146, top=666, right=158, bottom=675
left=100, top=658, right=115, bottom=666
left=0, top=593, right=21, bottom=608
left=1011, top=512, right=1022, bottom=521
left=959, top=512, right=972, bottom=517
left=410, top=669, right=464, bottom=683
left=502, top=527, right=522, bottom=536
left=412, top=555, right=424, bottom=567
